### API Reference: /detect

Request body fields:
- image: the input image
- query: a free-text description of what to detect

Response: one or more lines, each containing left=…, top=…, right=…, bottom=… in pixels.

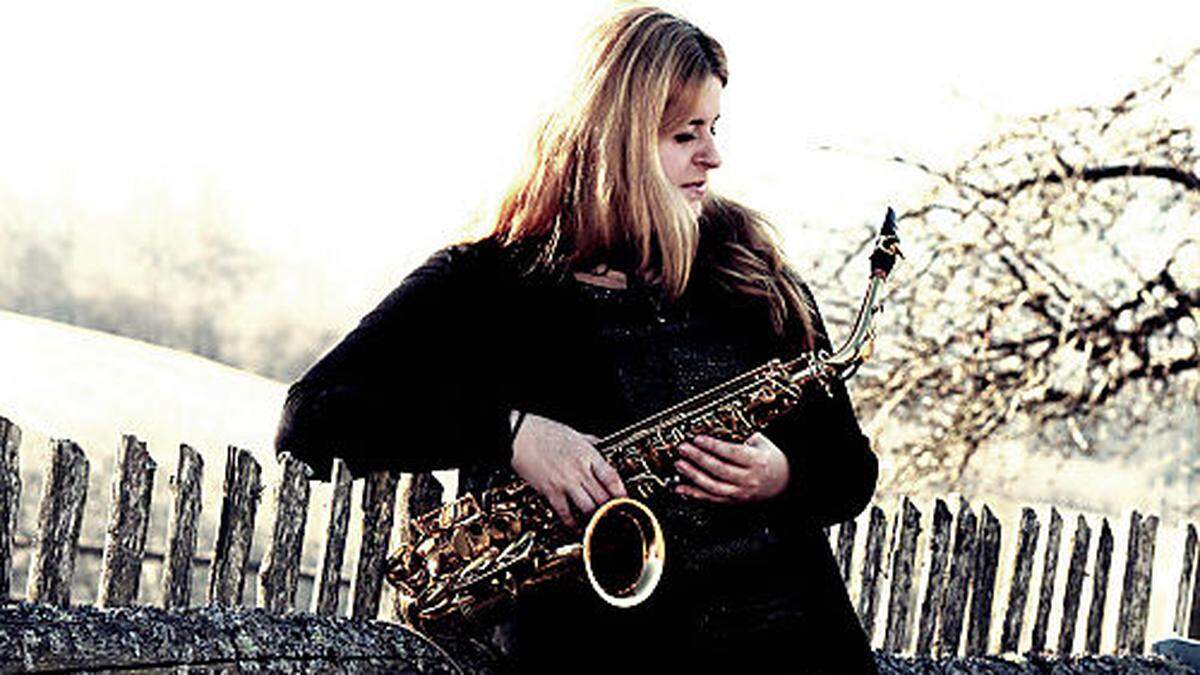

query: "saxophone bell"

left=582, top=497, right=666, bottom=608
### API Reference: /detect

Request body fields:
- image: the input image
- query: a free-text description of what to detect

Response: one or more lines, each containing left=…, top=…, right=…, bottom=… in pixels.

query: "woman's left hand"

left=673, top=433, right=790, bottom=503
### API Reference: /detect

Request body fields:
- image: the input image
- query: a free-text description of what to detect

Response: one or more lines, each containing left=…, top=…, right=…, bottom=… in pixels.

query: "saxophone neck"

left=809, top=207, right=902, bottom=377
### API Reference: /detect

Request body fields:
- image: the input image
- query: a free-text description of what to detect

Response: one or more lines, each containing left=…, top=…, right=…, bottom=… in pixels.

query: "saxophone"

left=385, top=208, right=902, bottom=634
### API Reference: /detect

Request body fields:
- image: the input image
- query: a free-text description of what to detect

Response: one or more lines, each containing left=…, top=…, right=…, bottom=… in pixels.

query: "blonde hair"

left=491, top=6, right=816, bottom=345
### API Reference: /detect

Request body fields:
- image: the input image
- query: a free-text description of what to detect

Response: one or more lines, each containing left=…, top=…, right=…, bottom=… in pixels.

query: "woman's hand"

left=673, top=433, right=790, bottom=503
left=510, top=413, right=627, bottom=528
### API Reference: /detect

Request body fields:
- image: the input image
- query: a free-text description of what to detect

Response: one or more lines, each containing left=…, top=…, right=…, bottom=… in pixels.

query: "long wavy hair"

left=490, top=6, right=816, bottom=346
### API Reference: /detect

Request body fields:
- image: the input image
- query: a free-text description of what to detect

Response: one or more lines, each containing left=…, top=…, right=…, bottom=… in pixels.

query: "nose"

left=696, top=135, right=721, bottom=170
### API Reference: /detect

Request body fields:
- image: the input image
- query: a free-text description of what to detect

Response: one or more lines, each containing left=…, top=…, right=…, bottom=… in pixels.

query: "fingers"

left=690, top=434, right=753, bottom=466
left=674, top=457, right=740, bottom=499
left=590, top=459, right=627, bottom=499
left=546, top=490, right=576, bottom=529
left=565, top=483, right=598, bottom=520
left=677, top=441, right=746, bottom=482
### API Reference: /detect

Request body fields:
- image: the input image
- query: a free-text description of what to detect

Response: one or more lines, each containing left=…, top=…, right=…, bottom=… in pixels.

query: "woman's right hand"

left=510, top=412, right=627, bottom=528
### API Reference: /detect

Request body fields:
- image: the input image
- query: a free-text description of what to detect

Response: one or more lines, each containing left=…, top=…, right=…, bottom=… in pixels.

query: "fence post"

left=1116, top=511, right=1158, bottom=654
left=259, top=452, right=312, bottom=614
left=351, top=470, right=398, bottom=620
left=966, top=504, right=1001, bottom=656
left=1084, top=517, right=1113, bottom=654
left=208, top=446, right=262, bottom=607
left=1000, top=507, right=1039, bottom=653
left=27, top=439, right=89, bottom=607
left=938, top=498, right=977, bottom=658
left=1030, top=506, right=1063, bottom=653
left=313, top=459, right=353, bottom=616
left=162, top=444, right=203, bottom=609
left=836, top=519, right=857, bottom=585
left=0, top=417, right=21, bottom=603
left=857, top=505, right=887, bottom=643
left=1174, top=523, right=1196, bottom=636
left=1057, top=514, right=1091, bottom=655
left=884, top=497, right=921, bottom=653
left=98, top=435, right=156, bottom=607
left=915, top=498, right=951, bottom=657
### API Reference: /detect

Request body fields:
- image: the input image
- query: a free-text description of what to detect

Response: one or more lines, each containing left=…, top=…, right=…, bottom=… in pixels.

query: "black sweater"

left=276, top=238, right=880, bottom=673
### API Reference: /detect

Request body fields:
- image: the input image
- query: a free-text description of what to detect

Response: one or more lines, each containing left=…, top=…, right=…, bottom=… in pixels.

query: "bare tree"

left=839, top=48, right=1200, bottom=498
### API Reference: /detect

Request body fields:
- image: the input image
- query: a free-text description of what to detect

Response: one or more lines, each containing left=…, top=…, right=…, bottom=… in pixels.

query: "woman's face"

left=658, top=75, right=723, bottom=215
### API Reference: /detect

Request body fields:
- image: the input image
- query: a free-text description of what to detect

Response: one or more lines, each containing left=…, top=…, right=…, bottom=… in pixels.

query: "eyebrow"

left=687, top=114, right=720, bottom=127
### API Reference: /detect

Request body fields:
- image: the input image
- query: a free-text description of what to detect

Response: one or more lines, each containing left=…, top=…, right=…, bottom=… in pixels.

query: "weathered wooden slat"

left=1084, top=517, right=1113, bottom=654
left=1191, top=526, right=1200, bottom=640
left=98, top=435, right=157, bottom=608
left=313, top=459, right=353, bottom=616
left=884, top=497, right=922, bottom=653
left=1030, top=506, right=1063, bottom=653
left=1000, top=507, right=1039, bottom=653
left=938, top=498, right=978, bottom=658
left=162, top=444, right=204, bottom=609
left=207, top=446, right=262, bottom=607
left=0, top=417, right=21, bottom=603
left=259, top=452, right=312, bottom=614
left=966, top=504, right=1001, bottom=657
left=1174, top=523, right=1196, bottom=636
left=857, top=505, right=887, bottom=643
left=1116, top=512, right=1158, bottom=654
left=916, top=498, right=952, bottom=657
left=27, top=439, right=89, bottom=607
left=837, top=519, right=857, bottom=585
left=352, top=470, right=399, bottom=620
left=1057, top=515, right=1092, bottom=655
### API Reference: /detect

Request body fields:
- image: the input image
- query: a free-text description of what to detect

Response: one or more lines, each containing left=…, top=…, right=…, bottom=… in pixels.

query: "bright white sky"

left=2, top=0, right=1198, bottom=310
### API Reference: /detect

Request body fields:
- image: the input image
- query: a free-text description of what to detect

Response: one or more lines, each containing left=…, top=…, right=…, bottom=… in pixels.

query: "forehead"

left=666, top=74, right=723, bottom=127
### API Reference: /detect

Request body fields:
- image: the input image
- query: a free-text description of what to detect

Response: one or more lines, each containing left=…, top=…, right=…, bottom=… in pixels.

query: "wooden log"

left=258, top=452, right=312, bottom=614
left=938, top=498, right=977, bottom=658
left=313, top=459, right=352, bottom=616
left=0, top=417, right=20, bottom=603
left=98, top=435, right=156, bottom=607
left=1174, top=523, right=1196, bottom=636
left=162, top=444, right=203, bottom=609
left=1030, top=506, right=1063, bottom=653
left=1057, top=514, right=1092, bottom=655
left=1084, top=517, right=1113, bottom=654
left=884, top=497, right=922, bottom=653
left=966, top=504, right=1001, bottom=657
left=0, top=603, right=490, bottom=673
left=856, top=505, right=887, bottom=643
left=27, top=439, right=89, bottom=607
left=352, top=470, right=399, bottom=621
left=1000, top=507, right=1039, bottom=653
left=915, top=498, right=952, bottom=657
left=207, top=446, right=262, bottom=607
left=837, top=518, right=857, bottom=585
left=1116, top=512, right=1158, bottom=654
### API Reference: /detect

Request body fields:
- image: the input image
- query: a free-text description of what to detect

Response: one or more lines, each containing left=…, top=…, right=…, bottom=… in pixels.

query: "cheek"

left=657, top=141, right=686, bottom=184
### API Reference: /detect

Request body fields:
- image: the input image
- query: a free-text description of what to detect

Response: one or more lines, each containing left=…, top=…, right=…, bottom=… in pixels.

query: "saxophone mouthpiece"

left=870, top=206, right=903, bottom=277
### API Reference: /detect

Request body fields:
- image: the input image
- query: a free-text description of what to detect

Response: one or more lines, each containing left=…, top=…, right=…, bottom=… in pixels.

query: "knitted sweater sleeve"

left=761, top=281, right=879, bottom=529
left=274, top=242, right=515, bottom=481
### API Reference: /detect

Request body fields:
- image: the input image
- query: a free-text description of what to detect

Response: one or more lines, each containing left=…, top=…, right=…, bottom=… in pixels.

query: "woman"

left=276, top=6, right=879, bottom=673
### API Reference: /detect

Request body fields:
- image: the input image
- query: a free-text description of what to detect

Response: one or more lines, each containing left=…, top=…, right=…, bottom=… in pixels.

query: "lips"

left=681, top=180, right=706, bottom=198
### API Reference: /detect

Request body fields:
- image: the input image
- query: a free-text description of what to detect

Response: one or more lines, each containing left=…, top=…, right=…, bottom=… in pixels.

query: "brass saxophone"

left=385, top=208, right=902, bottom=634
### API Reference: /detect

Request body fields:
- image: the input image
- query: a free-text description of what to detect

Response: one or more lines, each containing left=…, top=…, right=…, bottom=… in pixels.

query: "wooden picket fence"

left=1, top=414, right=1197, bottom=661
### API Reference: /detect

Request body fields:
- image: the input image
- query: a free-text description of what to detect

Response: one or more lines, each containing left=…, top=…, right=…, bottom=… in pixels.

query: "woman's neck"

left=572, top=265, right=628, bottom=289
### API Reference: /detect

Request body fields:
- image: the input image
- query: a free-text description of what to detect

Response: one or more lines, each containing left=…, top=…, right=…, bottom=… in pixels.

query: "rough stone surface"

left=0, top=602, right=493, bottom=673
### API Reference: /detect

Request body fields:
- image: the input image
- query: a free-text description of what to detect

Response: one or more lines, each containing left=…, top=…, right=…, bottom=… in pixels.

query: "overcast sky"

left=2, top=0, right=1197, bottom=311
